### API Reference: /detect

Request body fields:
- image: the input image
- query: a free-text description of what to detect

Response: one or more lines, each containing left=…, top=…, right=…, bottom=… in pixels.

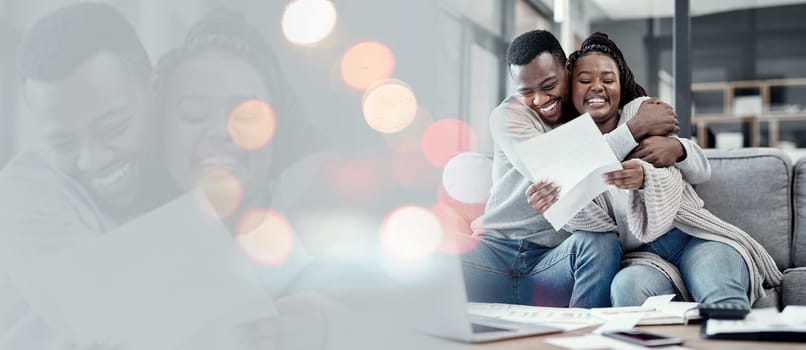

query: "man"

left=0, top=3, right=166, bottom=348
left=461, top=30, right=700, bottom=307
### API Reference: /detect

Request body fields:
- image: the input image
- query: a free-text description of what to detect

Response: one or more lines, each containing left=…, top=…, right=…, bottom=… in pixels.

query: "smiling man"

left=461, top=30, right=686, bottom=307
left=6, top=3, right=164, bottom=226
left=0, top=3, right=168, bottom=348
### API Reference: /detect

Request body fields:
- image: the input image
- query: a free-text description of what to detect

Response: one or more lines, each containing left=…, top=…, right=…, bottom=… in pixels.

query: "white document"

left=591, top=295, right=700, bottom=326
left=592, top=313, right=643, bottom=334
left=9, top=192, right=279, bottom=350
left=706, top=306, right=806, bottom=335
left=467, top=302, right=602, bottom=331
left=514, top=113, right=622, bottom=230
left=546, top=334, right=691, bottom=350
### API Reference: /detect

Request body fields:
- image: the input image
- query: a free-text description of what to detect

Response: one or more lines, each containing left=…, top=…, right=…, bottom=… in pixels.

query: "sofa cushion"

left=697, top=148, right=792, bottom=270
left=794, top=158, right=806, bottom=267
left=782, top=267, right=806, bottom=306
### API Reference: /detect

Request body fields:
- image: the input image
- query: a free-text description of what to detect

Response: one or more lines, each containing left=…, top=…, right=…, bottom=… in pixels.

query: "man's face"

left=25, top=52, right=154, bottom=209
left=510, top=52, right=568, bottom=126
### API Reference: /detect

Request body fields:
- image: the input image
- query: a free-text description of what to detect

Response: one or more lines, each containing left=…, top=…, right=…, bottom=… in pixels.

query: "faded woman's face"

left=161, top=51, right=275, bottom=201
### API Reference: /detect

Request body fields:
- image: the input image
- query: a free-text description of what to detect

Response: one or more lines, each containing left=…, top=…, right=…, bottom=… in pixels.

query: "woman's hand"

left=525, top=181, right=560, bottom=213
left=603, top=160, right=645, bottom=190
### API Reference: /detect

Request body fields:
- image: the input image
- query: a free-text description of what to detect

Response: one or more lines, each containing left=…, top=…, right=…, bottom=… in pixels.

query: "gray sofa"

left=696, top=148, right=806, bottom=307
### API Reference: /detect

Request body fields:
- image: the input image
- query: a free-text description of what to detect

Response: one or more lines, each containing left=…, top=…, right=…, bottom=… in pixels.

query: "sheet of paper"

left=467, top=302, right=602, bottom=331
left=641, top=294, right=676, bottom=309
left=706, top=307, right=806, bottom=335
left=9, top=192, right=280, bottom=350
left=781, top=305, right=806, bottom=325
left=591, top=296, right=698, bottom=326
left=592, top=312, right=644, bottom=334
left=546, top=334, right=691, bottom=350
left=514, top=113, right=622, bottom=230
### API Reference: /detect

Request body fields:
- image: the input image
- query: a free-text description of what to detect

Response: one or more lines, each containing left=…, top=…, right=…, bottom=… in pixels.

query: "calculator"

left=698, top=303, right=750, bottom=320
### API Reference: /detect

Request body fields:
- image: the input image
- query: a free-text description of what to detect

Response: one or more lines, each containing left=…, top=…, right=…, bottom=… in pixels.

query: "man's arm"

left=628, top=136, right=711, bottom=184
left=619, top=96, right=710, bottom=183
left=488, top=103, right=550, bottom=179
left=604, top=96, right=680, bottom=161
left=626, top=98, right=680, bottom=141
left=673, top=136, right=711, bottom=184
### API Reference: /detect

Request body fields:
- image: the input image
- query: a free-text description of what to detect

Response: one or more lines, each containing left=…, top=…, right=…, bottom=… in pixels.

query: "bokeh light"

left=341, top=41, right=394, bottom=90
left=281, top=0, right=337, bottom=46
left=422, top=119, right=478, bottom=168
left=442, top=152, right=492, bottom=204
left=437, top=184, right=486, bottom=230
left=326, top=154, right=386, bottom=204
left=391, top=141, right=440, bottom=189
left=383, top=108, right=433, bottom=152
left=362, top=80, right=418, bottom=134
left=380, top=206, right=442, bottom=263
left=431, top=203, right=480, bottom=255
left=196, top=167, right=243, bottom=219
left=292, top=209, right=376, bottom=259
left=227, top=99, right=276, bottom=151
left=237, top=209, right=295, bottom=266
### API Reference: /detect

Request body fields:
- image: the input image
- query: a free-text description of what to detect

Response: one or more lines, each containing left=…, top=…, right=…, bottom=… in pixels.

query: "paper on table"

left=467, top=303, right=602, bottom=331
left=546, top=334, right=691, bottom=350
left=514, top=113, right=622, bottom=230
left=592, top=312, right=644, bottom=334
left=642, top=294, right=676, bottom=309
left=590, top=295, right=699, bottom=326
left=9, top=191, right=279, bottom=350
left=706, top=306, right=806, bottom=335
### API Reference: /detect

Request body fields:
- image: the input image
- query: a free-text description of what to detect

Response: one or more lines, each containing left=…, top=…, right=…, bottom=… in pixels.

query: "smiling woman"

left=568, top=32, right=647, bottom=134
left=154, top=9, right=326, bottom=218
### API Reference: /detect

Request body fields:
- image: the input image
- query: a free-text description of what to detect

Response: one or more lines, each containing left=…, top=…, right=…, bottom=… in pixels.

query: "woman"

left=154, top=10, right=338, bottom=349
left=529, top=32, right=781, bottom=307
left=154, top=9, right=326, bottom=225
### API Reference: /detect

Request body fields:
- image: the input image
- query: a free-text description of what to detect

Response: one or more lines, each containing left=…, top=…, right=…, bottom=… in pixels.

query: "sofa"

left=449, top=148, right=806, bottom=308
left=696, top=148, right=806, bottom=308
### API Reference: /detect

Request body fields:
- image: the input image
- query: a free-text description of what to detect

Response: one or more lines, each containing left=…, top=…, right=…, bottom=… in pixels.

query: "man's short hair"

left=506, top=30, right=566, bottom=66
left=18, top=2, right=151, bottom=81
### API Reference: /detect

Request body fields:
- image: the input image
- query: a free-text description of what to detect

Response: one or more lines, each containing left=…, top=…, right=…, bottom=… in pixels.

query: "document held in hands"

left=514, top=113, right=622, bottom=230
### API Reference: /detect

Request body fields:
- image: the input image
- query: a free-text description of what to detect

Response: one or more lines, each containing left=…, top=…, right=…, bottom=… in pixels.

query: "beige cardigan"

left=565, top=109, right=782, bottom=305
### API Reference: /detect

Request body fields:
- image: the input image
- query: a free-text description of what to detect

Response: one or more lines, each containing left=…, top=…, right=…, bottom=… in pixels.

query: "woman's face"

left=572, top=53, right=621, bottom=130
left=162, top=51, right=273, bottom=196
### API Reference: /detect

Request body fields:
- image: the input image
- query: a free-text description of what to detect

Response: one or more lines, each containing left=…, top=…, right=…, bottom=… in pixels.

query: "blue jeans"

left=611, top=228, right=751, bottom=307
left=461, top=231, right=622, bottom=307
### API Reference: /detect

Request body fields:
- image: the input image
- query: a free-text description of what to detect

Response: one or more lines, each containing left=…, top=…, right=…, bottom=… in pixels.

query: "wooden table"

left=466, top=324, right=805, bottom=350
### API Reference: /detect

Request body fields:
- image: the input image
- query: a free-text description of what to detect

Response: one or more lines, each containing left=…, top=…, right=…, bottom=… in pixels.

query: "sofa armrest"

left=783, top=267, right=806, bottom=306
left=794, top=158, right=806, bottom=267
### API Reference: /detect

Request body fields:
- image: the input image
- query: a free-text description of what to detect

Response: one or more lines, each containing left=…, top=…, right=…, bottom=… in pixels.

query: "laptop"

left=388, top=251, right=563, bottom=343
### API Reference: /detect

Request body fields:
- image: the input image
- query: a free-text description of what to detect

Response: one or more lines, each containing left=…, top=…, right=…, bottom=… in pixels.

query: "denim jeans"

left=461, top=231, right=622, bottom=307
left=610, top=228, right=751, bottom=307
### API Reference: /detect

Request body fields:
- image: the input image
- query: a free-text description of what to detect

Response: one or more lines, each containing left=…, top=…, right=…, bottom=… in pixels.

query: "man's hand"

left=627, top=99, right=679, bottom=140
left=526, top=181, right=560, bottom=214
left=603, top=160, right=645, bottom=190
left=628, top=136, right=686, bottom=168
